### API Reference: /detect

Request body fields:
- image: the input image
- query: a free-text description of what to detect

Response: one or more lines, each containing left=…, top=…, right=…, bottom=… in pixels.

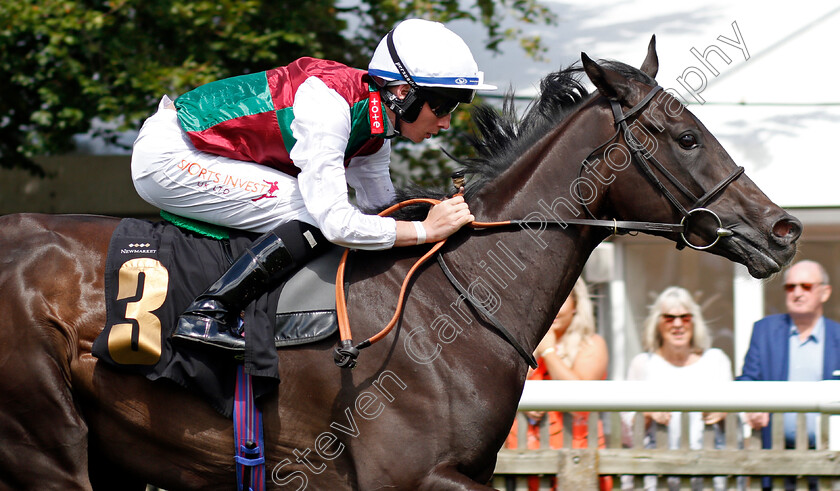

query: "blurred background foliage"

left=0, top=0, right=554, bottom=186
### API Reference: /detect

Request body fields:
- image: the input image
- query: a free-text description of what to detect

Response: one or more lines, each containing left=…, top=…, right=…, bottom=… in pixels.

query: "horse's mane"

left=382, top=59, right=655, bottom=220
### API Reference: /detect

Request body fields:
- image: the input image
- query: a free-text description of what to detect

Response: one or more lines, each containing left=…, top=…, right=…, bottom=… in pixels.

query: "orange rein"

left=334, top=198, right=510, bottom=363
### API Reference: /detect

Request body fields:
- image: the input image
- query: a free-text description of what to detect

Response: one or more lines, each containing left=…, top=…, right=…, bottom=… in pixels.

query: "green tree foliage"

left=0, top=0, right=554, bottom=184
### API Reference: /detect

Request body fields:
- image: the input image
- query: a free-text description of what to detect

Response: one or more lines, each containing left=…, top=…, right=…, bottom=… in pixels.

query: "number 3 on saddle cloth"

left=91, top=217, right=343, bottom=417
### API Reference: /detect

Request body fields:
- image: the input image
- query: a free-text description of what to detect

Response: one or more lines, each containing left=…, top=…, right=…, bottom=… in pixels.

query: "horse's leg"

left=417, top=463, right=497, bottom=491
left=0, top=305, right=92, bottom=490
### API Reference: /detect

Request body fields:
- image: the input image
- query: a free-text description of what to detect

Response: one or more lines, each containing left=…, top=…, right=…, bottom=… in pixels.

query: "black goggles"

left=427, top=97, right=460, bottom=118
left=421, top=87, right=475, bottom=118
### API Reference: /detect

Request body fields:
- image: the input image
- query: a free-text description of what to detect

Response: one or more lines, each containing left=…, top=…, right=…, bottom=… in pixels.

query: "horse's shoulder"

left=0, top=213, right=112, bottom=352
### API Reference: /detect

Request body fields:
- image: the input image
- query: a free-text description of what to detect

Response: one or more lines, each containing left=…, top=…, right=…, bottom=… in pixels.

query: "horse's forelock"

left=598, top=59, right=657, bottom=86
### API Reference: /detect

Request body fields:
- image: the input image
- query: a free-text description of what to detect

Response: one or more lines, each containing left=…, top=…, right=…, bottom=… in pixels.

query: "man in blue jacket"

left=738, top=259, right=839, bottom=490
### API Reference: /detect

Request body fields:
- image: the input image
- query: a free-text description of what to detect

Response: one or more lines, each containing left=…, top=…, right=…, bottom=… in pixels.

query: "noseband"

left=586, top=85, right=744, bottom=250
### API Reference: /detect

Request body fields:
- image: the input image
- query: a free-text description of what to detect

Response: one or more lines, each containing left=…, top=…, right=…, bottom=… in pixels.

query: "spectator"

left=623, top=286, right=732, bottom=491
left=738, top=259, right=840, bottom=491
left=505, top=278, right=611, bottom=491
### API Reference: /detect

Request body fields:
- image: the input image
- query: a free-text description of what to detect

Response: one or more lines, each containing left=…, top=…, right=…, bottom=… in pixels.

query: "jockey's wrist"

left=412, top=221, right=426, bottom=245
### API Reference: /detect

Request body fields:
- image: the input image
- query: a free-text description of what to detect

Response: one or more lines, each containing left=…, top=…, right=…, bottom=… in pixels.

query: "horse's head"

left=580, top=36, right=801, bottom=278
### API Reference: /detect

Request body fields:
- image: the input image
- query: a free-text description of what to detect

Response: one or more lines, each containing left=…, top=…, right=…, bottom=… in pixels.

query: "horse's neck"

left=454, top=102, right=614, bottom=357
left=474, top=100, right=614, bottom=222
left=447, top=226, right=599, bottom=357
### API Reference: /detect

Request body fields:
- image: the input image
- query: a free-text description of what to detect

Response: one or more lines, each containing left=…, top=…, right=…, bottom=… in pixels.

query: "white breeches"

left=131, top=96, right=314, bottom=233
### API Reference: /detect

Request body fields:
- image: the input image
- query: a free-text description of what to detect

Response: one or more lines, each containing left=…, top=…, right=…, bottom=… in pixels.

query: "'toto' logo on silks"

left=369, top=91, right=384, bottom=135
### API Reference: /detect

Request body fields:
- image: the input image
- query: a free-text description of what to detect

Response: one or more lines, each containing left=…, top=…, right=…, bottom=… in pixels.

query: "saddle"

left=91, top=217, right=343, bottom=417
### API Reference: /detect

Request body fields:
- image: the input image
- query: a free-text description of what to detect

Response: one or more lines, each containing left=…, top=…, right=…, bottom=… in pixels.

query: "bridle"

left=581, top=85, right=745, bottom=250
left=333, top=84, right=747, bottom=369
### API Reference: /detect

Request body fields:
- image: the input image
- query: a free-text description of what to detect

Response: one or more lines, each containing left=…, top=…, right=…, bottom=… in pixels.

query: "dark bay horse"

left=0, top=38, right=800, bottom=490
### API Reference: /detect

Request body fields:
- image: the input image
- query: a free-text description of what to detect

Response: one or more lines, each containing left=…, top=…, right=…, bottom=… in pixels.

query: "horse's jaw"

left=715, top=231, right=798, bottom=279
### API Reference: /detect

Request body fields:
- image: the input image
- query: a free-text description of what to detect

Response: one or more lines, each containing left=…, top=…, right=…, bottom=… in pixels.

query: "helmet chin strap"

left=383, top=107, right=402, bottom=139
left=392, top=115, right=403, bottom=138
left=377, top=29, right=425, bottom=126
left=378, top=89, right=405, bottom=139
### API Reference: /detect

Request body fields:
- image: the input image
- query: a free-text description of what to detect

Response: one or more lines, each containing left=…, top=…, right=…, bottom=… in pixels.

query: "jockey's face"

left=399, top=102, right=452, bottom=143
left=386, top=84, right=453, bottom=143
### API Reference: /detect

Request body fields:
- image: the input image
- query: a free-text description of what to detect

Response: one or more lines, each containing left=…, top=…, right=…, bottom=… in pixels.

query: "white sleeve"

left=625, top=353, right=648, bottom=381
left=710, top=348, right=734, bottom=382
left=621, top=353, right=648, bottom=442
left=345, top=142, right=395, bottom=212
left=289, top=77, right=397, bottom=250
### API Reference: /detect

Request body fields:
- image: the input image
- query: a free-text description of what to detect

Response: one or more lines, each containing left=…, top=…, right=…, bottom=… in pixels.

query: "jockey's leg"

left=174, top=220, right=328, bottom=348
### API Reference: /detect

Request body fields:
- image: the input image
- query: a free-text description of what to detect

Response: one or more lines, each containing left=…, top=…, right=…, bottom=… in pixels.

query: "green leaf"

left=0, top=0, right=554, bottom=178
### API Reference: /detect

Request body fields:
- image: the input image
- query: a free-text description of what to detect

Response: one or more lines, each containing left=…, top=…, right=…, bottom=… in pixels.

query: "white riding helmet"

left=369, top=19, right=496, bottom=93
left=368, top=19, right=496, bottom=124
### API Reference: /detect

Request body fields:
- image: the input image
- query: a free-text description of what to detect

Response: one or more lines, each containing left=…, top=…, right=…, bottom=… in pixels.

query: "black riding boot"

left=173, top=222, right=327, bottom=350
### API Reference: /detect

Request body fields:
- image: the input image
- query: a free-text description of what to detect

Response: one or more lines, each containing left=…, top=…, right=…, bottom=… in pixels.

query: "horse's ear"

left=581, top=52, right=633, bottom=102
left=640, top=35, right=659, bottom=78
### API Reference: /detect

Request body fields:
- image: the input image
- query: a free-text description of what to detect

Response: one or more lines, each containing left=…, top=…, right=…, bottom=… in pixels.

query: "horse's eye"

left=678, top=133, right=697, bottom=149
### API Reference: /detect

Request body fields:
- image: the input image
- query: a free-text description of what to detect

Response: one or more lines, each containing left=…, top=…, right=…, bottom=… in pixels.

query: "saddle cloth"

left=91, top=218, right=342, bottom=416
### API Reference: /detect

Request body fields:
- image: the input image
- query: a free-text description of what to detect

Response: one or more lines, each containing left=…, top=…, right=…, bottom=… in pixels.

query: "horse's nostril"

left=773, top=221, right=791, bottom=237
left=773, top=217, right=802, bottom=241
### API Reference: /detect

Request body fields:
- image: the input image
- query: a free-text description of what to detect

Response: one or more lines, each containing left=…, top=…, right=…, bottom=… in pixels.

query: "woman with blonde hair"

left=624, top=286, right=733, bottom=491
left=506, top=277, right=611, bottom=491
left=640, top=285, right=712, bottom=357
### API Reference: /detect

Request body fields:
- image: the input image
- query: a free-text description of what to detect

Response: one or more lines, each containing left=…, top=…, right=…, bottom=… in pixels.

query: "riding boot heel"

left=173, top=231, right=298, bottom=350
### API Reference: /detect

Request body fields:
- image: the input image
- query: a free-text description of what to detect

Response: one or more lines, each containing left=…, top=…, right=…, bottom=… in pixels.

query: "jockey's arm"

left=292, top=77, right=473, bottom=249
left=347, top=151, right=474, bottom=246
left=393, top=195, right=473, bottom=246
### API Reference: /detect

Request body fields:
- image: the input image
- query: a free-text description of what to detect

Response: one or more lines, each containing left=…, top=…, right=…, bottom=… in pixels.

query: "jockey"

left=130, top=19, right=496, bottom=346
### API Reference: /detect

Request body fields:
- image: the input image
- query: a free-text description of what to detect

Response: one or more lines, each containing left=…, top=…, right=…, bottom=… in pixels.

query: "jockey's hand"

left=422, top=194, right=474, bottom=242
